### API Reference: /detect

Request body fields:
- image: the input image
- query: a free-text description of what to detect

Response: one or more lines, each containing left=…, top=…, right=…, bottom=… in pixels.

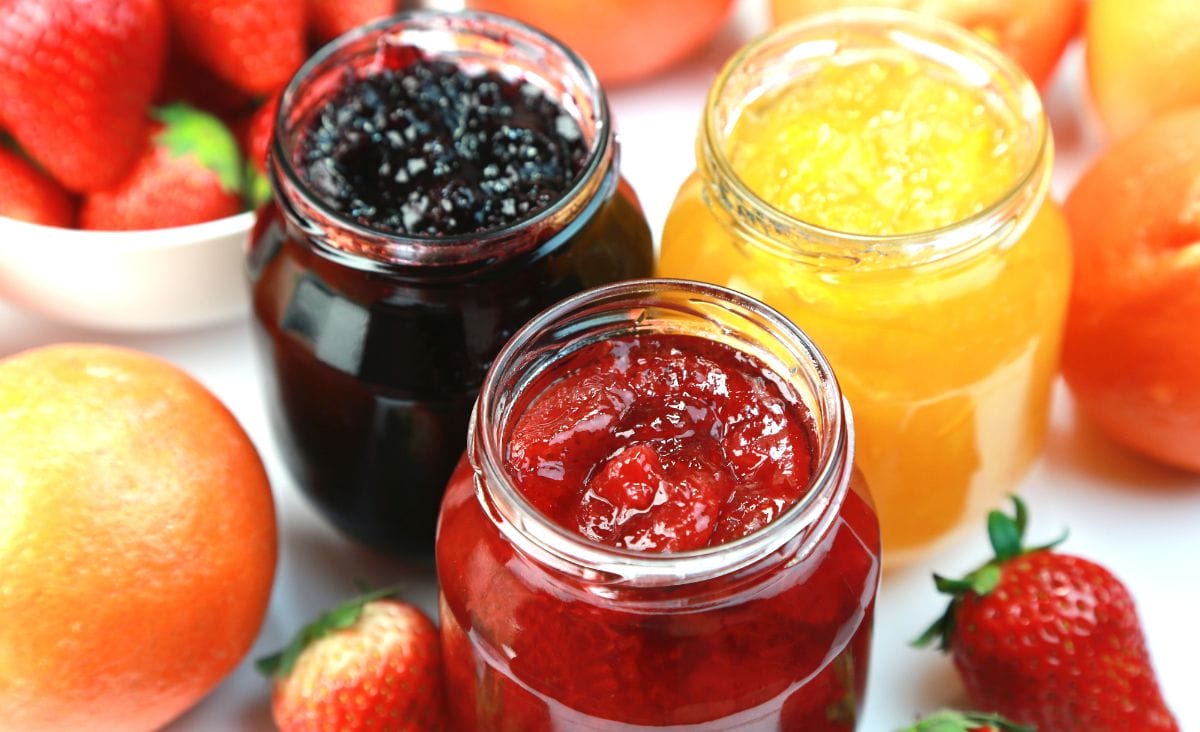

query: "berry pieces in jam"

left=508, top=333, right=818, bottom=551
left=298, top=54, right=589, bottom=237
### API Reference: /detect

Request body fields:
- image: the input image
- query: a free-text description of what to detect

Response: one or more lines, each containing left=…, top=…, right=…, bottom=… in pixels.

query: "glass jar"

left=247, top=10, right=654, bottom=557
left=436, top=279, right=881, bottom=730
left=658, top=9, right=1071, bottom=564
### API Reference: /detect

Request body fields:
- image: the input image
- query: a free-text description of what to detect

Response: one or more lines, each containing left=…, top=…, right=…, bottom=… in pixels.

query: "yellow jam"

left=728, top=58, right=1021, bottom=235
left=659, top=21, right=1071, bottom=564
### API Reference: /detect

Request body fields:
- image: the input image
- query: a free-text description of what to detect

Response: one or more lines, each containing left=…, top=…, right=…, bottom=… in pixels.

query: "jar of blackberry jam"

left=436, top=280, right=881, bottom=730
left=247, top=11, right=653, bottom=556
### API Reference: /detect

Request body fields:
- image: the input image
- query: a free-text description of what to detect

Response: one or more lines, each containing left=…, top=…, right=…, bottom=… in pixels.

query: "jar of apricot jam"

left=436, top=279, right=881, bottom=730
left=247, top=11, right=653, bottom=556
left=658, top=9, right=1071, bottom=565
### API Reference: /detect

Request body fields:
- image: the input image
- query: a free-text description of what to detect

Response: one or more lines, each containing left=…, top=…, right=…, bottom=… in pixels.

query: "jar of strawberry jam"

left=436, top=279, right=881, bottom=730
left=247, top=11, right=653, bottom=556
left=658, top=9, right=1071, bottom=565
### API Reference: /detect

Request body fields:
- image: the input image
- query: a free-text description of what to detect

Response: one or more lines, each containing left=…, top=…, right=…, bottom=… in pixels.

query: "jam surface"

left=507, top=333, right=816, bottom=551
left=299, top=55, right=588, bottom=237
left=728, top=57, right=1022, bottom=236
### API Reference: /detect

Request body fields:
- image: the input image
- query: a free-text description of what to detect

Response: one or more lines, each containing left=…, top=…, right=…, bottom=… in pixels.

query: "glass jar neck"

left=699, top=8, right=1052, bottom=271
left=468, top=279, right=855, bottom=601
left=269, top=10, right=616, bottom=274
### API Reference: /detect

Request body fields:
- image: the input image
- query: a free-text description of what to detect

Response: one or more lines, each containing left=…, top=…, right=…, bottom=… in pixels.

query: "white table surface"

left=2, top=4, right=1198, bottom=730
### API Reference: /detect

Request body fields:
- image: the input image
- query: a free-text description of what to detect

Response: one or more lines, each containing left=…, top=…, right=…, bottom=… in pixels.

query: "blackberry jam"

left=299, top=57, right=588, bottom=237
left=247, top=11, right=653, bottom=557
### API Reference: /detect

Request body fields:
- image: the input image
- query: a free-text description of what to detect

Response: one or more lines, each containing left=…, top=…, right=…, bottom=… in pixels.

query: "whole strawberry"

left=307, top=0, right=395, bottom=45
left=163, top=0, right=305, bottom=94
left=242, top=92, right=281, bottom=208
left=0, top=0, right=166, bottom=192
left=157, top=49, right=258, bottom=122
left=81, top=104, right=243, bottom=230
left=258, top=588, right=447, bottom=732
left=916, top=497, right=1177, bottom=731
left=0, top=146, right=75, bottom=227
left=898, top=710, right=1031, bottom=732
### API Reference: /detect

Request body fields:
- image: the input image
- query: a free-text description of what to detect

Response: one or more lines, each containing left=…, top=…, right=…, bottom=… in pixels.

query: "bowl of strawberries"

left=0, top=0, right=393, bottom=332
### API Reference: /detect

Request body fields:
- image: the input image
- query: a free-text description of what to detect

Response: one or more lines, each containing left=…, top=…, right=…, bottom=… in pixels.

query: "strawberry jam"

left=507, top=334, right=817, bottom=552
left=436, top=280, right=881, bottom=730
left=247, top=11, right=652, bottom=557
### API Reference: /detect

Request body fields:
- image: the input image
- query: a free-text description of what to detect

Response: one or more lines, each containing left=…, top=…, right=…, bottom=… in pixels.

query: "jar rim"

left=271, top=9, right=613, bottom=269
left=701, top=7, right=1051, bottom=264
left=469, top=278, right=855, bottom=586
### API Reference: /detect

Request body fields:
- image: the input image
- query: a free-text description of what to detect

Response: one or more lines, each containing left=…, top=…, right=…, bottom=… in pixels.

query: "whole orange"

left=470, top=0, right=735, bottom=86
left=770, top=0, right=1081, bottom=87
left=1062, top=109, right=1200, bottom=472
left=0, top=344, right=277, bottom=731
left=1087, top=0, right=1200, bottom=139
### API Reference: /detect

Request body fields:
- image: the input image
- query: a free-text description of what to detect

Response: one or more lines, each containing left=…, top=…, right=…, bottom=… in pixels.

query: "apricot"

left=770, top=0, right=1080, bottom=87
left=470, top=0, right=735, bottom=86
left=1087, top=0, right=1200, bottom=139
left=1062, top=109, right=1200, bottom=472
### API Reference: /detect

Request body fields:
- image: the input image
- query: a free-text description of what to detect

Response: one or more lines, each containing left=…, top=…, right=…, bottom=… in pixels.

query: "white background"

left=2, top=3, right=1198, bottom=730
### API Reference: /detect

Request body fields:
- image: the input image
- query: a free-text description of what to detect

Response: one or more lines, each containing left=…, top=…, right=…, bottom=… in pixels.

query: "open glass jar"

left=247, top=10, right=653, bottom=556
left=436, top=279, right=881, bottom=730
left=658, top=9, right=1071, bottom=564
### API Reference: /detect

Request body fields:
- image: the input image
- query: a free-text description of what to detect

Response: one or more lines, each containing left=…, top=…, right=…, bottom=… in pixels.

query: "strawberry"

left=307, top=0, right=395, bottom=45
left=898, top=710, right=1032, bottom=732
left=257, top=588, right=447, bottom=732
left=163, top=0, right=305, bottom=95
left=0, top=146, right=75, bottom=227
left=915, top=497, right=1178, bottom=731
left=80, top=104, right=243, bottom=231
left=0, top=0, right=167, bottom=192
left=242, top=93, right=281, bottom=208
left=157, top=49, right=258, bottom=122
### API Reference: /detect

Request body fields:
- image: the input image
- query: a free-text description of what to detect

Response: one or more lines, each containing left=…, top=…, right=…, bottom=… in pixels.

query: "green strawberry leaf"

left=153, top=103, right=244, bottom=195
left=897, top=709, right=1034, bottom=732
left=967, top=564, right=1001, bottom=595
left=255, top=585, right=402, bottom=679
left=1013, top=493, right=1028, bottom=536
left=987, top=506, right=1023, bottom=562
left=244, top=159, right=273, bottom=210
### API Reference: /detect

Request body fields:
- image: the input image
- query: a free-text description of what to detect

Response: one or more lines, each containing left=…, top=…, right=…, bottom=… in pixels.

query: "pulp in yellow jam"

left=728, top=58, right=1022, bottom=235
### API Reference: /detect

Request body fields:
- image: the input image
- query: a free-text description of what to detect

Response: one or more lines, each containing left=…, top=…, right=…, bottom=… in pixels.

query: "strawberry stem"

left=256, top=585, right=403, bottom=679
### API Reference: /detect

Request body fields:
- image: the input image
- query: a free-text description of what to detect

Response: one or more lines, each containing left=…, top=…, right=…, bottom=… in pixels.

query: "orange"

left=1087, top=0, right=1200, bottom=139
left=770, top=0, right=1081, bottom=87
left=470, top=0, right=735, bottom=86
left=1062, top=109, right=1200, bottom=472
left=0, top=344, right=277, bottom=731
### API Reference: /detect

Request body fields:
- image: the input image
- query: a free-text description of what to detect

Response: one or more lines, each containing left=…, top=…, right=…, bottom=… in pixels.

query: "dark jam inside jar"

left=248, top=12, right=654, bottom=558
left=298, top=55, right=588, bottom=237
left=507, top=333, right=818, bottom=551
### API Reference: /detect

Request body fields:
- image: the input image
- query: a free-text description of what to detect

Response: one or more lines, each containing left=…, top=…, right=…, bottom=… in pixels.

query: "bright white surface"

left=1, top=4, right=1198, bottom=730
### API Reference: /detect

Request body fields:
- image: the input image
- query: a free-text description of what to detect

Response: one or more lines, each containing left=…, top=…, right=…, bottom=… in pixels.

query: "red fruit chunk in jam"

left=507, top=333, right=816, bottom=551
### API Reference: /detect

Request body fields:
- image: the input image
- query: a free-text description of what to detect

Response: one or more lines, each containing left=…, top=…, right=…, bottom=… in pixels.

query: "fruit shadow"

left=908, top=661, right=971, bottom=722
left=232, top=693, right=274, bottom=732
left=1042, top=397, right=1198, bottom=492
left=274, top=522, right=441, bottom=622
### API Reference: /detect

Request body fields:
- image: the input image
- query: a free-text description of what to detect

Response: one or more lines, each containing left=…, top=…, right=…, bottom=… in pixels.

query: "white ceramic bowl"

left=0, top=212, right=254, bottom=332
